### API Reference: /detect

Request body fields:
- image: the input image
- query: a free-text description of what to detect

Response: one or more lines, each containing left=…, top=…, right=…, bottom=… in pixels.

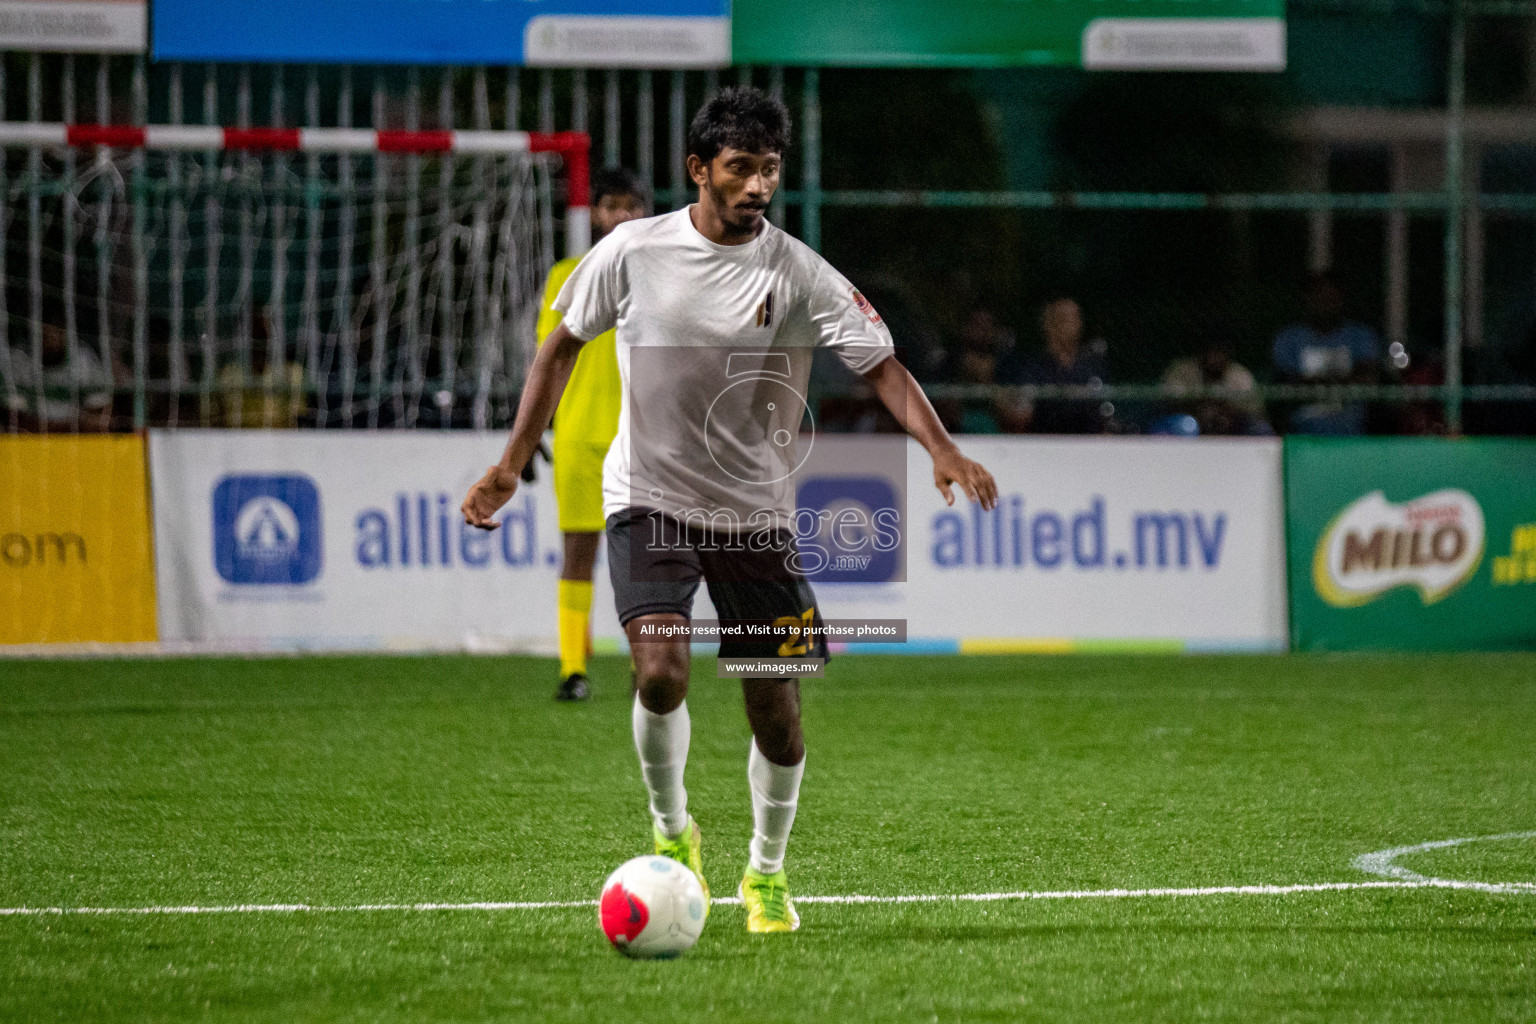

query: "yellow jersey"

left=538, top=256, right=622, bottom=448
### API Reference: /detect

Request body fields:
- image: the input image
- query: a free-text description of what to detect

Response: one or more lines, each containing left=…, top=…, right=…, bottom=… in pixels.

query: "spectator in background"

left=217, top=309, right=307, bottom=428
left=1013, top=296, right=1111, bottom=434
left=1162, top=339, right=1269, bottom=435
left=1272, top=272, right=1380, bottom=435
left=939, top=308, right=1030, bottom=434
left=1, top=303, right=114, bottom=432
left=961, top=308, right=1015, bottom=366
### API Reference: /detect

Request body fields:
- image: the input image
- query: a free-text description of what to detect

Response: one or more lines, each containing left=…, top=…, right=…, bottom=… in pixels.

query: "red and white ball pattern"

left=599, top=855, right=707, bottom=959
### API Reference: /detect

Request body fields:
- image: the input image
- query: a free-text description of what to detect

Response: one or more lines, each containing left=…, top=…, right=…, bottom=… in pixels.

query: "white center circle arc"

left=1352, top=830, right=1536, bottom=892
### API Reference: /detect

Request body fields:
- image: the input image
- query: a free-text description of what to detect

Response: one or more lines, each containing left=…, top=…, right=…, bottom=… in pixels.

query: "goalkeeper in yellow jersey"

left=539, top=166, right=650, bottom=701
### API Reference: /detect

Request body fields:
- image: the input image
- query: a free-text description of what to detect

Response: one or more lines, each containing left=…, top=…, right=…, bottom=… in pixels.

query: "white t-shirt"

left=554, top=208, right=894, bottom=525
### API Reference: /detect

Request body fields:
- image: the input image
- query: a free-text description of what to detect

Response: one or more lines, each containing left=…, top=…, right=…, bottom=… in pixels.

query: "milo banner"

left=1286, top=438, right=1536, bottom=651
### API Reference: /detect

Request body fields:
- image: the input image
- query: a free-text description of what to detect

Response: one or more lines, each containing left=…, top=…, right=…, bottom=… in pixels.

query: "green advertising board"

left=732, top=0, right=1286, bottom=70
left=1285, top=438, right=1536, bottom=652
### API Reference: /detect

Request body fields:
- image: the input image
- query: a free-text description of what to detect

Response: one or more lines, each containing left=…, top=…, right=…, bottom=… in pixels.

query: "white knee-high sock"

left=748, top=739, right=804, bottom=876
left=632, top=694, right=691, bottom=838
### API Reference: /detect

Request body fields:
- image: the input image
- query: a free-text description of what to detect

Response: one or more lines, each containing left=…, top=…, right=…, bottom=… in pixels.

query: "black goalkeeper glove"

left=520, top=440, right=552, bottom=483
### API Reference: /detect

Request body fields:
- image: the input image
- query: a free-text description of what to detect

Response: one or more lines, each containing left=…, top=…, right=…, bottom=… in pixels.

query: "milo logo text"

left=1313, top=489, right=1485, bottom=607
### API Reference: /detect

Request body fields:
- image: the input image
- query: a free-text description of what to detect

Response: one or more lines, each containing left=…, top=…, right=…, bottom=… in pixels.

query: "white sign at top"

left=524, top=15, right=731, bottom=69
left=1083, top=18, right=1287, bottom=72
left=0, top=0, right=145, bottom=53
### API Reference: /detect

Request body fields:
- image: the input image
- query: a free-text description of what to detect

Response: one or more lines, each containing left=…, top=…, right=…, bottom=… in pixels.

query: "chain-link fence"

left=3, top=3, right=1535, bottom=437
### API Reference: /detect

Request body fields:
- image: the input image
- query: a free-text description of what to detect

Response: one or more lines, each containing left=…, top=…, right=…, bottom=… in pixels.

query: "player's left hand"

left=462, top=465, right=519, bottom=531
left=933, top=445, right=998, bottom=511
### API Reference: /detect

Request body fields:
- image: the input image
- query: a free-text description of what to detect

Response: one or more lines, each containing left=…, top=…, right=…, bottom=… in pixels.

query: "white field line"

left=795, top=878, right=1536, bottom=903
left=4, top=878, right=1534, bottom=918
left=1352, top=830, right=1536, bottom=884
left=5, top=832, right=1531, bottom=919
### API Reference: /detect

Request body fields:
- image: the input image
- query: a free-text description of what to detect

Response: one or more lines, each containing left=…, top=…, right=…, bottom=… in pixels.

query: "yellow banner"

left=1, top=435, right=157, bottom=644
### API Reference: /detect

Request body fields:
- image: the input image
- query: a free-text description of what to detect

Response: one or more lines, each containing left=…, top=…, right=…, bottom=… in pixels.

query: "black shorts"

left=606, top=506, right=829, bottom=661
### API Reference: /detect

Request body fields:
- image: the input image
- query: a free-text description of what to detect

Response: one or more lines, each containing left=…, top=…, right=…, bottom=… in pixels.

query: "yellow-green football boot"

left=739, top=867, right=800, bottom=933
left=653, top=817, right=709, bottom=917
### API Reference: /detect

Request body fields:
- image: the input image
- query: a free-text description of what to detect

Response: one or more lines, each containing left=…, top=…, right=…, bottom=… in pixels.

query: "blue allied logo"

left=213, top=475, right=323, bottom=585
left=796, top=475, right=903, bottom=583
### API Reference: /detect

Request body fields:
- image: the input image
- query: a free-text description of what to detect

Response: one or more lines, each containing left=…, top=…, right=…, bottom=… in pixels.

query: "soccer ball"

left=598, top=855, right=708, bottom=959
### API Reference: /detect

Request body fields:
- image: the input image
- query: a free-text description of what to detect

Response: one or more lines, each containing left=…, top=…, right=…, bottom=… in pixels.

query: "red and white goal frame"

left=0, top=123, right=593, bottom=254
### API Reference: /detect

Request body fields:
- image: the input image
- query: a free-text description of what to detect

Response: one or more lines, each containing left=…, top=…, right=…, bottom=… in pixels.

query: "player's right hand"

left=932, top=445, right=999, bottom=511
left=462, top=465, right=519, bottom=531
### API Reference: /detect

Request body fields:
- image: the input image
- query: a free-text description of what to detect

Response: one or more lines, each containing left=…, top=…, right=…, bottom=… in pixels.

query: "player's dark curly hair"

left=687, top=86, right=791, bottom=163
left=591, top=165, right=650, bottom=211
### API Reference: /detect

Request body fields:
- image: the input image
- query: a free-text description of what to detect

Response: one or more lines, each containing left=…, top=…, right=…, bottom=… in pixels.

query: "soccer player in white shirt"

left=463, top=87, right=997, bottom=933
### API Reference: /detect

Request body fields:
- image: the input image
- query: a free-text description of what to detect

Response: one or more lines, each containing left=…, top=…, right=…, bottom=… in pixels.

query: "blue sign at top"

left=153, top=0, right=731, bottom=67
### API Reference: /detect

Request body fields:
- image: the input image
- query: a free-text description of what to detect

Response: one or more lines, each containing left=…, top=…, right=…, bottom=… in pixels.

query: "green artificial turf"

left=2, top=652, right=1534, bottom=1022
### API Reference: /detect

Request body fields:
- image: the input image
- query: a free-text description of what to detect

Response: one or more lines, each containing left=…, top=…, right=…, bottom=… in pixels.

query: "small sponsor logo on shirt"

left=755, top=290, right=775, bottom=329
left=851, top=287, right=882, bottom=326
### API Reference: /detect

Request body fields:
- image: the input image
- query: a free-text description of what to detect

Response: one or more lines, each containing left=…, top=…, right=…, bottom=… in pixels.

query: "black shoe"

left=556, top=673, right=591, bottom=701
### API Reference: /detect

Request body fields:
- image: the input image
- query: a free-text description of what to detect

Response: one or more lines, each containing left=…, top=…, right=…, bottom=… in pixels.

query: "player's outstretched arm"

left=461, top=323, right=586, bottom=530
left=861, top=355, right=998, bottom=511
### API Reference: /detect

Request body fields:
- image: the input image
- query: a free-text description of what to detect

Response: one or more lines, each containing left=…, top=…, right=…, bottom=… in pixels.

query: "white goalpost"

left=0, top=123, right=589, bottom=430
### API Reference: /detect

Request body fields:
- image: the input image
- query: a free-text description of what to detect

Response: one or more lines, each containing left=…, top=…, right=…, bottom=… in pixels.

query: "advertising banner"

left=0, top=0, right=144, bottom=53
left=150, top=430, right=628, bottom=650
left=152, top=0, right=730, bottom=67
left=149, top=432, right=1286, bottom=653
left=817, top=437, right=1288, bottom=652
left=733, top=0, right=1285, bottom=70
left=1, top=435, right=157, bottom=645
left=1286, top=438, right=1536, bottom=652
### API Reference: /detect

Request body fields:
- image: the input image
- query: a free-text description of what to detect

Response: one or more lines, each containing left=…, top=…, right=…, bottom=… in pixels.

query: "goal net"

left=1, top=128, right=569, bottom=432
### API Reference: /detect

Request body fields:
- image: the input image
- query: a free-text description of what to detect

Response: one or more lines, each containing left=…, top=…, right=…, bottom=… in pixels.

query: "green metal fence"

left=2, top=0, right=1534, bottom=433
